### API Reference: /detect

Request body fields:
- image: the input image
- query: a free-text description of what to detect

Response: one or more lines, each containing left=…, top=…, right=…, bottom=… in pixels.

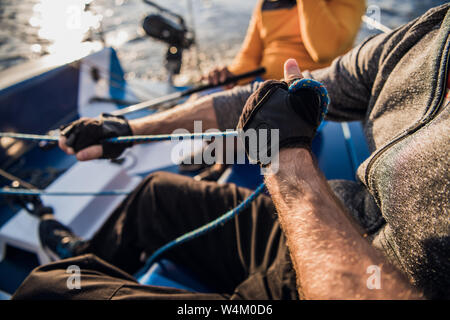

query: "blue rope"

left=0, top=77, right=329, bottom=276
left=135, top=79, right=329, bottom=276
left=0, top=188, right=130, bottom=196
left=0, top=132, right=59, bottom=142
left=135, top=182, right=266, bottom=279
left=0, top=79, right=329, bottom=144
left=0, top=131, right=239, bottom=143
left=288, top=78, right=330, bottom=122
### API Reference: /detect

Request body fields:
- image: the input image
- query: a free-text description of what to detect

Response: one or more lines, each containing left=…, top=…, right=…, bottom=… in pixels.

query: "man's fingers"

left=76, top=145, right=103, bottom=161
left=206, top=67, right=232, bottom=86
left=58, top=136, right=75, bottom=155
left=284, top=58, right=303, bottom=84
left=219, top=69, right=228, bottom=83
left=212, top=70, right=221, bottom=85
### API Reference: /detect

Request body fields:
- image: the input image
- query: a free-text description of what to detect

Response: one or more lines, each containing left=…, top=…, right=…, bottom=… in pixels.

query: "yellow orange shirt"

left=228, top=0, right=366, bottom=81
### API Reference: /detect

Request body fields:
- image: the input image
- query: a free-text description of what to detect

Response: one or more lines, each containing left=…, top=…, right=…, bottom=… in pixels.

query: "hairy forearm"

left=129, top=95, right=219, bottom=136
left=265, top=148, right=422, bottom=299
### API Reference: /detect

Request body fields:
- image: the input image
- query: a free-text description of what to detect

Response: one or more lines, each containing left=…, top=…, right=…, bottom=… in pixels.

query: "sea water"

left=0, top=0, right=446, bottom=83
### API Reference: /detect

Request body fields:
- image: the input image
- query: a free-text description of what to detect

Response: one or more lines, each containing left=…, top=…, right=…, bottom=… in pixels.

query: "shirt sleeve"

left=298, top=0, right=366, bottom=63
left=215, top=31, right=389, bottom=129
left=304, top=31, right=389, bottom=122
left=227, top=1, right=264, bottom=76
left=302, top=6, right=432, bottom=122
left=212, top=82, right=263, bottom=131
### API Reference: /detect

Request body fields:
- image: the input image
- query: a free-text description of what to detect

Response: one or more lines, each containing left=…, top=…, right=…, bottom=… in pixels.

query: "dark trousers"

left=13, top=172, right=298, bottom=300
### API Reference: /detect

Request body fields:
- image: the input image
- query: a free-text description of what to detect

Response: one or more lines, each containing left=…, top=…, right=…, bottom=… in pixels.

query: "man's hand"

left=236, top=59, right=326, bottom=165
left=59, top=114, right=133, bottom=161
left=259, top=59, right=422, bottom=299
left=203, top=66, right=235, bottom=88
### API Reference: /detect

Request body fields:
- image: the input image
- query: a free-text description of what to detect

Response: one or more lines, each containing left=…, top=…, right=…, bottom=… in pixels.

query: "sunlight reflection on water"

left=29, top=0, right=103, bottom=56
left=0, top=0, right=446, bottom=83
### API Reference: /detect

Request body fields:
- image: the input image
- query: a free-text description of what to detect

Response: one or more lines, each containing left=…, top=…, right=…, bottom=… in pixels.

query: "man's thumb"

left=284, top=58, right=303, bottom=84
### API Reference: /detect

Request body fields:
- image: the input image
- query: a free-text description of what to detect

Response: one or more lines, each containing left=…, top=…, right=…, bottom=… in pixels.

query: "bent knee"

left=141, top=171, right=193, bottom=197
left=13, top=254, right=132, bottom=300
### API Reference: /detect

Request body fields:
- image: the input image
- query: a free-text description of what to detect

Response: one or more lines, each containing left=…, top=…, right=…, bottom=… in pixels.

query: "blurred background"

left=0, top=0, right=447, bottom=84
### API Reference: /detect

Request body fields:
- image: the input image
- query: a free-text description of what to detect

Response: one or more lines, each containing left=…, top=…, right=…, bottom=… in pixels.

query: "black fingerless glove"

left=60, top=113, right=133, bottom=159
left=236, top=78, right=329, bottom=166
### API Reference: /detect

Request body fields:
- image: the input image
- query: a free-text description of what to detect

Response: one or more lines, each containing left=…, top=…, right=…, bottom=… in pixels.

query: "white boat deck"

left=0, top=140, right=195, bottom=264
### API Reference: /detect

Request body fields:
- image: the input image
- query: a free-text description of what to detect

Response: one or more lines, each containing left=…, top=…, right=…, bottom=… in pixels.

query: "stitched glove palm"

left=236, top=79, right=328, bottom=165
left=60, top=113, right=133, bottom=159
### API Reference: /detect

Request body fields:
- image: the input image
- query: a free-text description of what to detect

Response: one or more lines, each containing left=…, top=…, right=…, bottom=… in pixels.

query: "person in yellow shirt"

left=207, top=0, right=366, bottom=85
left=192, top=0, right=366, bottom=177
